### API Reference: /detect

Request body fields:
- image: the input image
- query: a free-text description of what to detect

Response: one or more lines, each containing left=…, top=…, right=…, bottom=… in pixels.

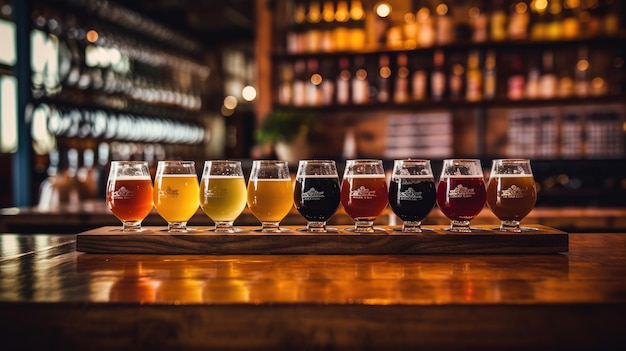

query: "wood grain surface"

left=1, top=233, right=625, bottom=350
left=76, top=225, right=568, bottom=254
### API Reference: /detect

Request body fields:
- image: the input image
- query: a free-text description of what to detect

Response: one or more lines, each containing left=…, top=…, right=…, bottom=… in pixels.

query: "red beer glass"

left=436, top=159, right=486, bottom=232
left=340, top=159, right=388, bottom=233
left=106, top=161, right=154, bottom=232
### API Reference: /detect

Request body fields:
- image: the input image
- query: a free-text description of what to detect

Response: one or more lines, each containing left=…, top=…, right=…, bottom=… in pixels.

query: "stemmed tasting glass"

left=388, top=159, right=436, bottom=233
left=340, top=159, right=388, bottom=233
left=200, top=160, right=247, bottom=233
left=294, top=160, right=341, bottom=232
left=247, top=160, right=294, bottom=233
left=106, top=161, right=154, bottom=232
left=436, top=159, right=487, bottom=232
left=153, top=161, right=199, bottom=232
left=487, top=159, right=537, bottom=232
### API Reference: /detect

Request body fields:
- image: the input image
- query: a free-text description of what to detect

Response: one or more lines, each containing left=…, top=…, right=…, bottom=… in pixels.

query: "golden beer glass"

left=106, top=161, right=153, bottom=232
left=153, top=160, right=199, bottom=232
left=200, top=160, right=247, bottom=233
left=247, top=160, right=294, bottom=233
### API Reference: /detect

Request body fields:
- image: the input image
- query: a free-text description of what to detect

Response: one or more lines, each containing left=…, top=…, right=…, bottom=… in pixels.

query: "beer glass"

left=436, top=159, right=486, bottom=232
left=106, top=161, right=153, bottom=232
left=340, top=159, right=388, bottom=233
left=487, top=159, right=537, bottom=232
left=153, top=160, right=199, bottom=232
left=294, top=160, right=341, bottom=232
left=388, top=159, right=436, bottom=233
left=200, top=160, right=247, bottom=233
left=247, top=160, right=294, bottom=233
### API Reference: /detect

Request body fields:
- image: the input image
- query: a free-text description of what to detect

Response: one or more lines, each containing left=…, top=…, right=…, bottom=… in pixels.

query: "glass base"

left=168, top=221, right=189, bottom=232
left=447, top=220, right=473, bottom=233
left=122, top=220, right=144, bottom=232
left=495, top=220, right=538, bottom=232
left=213, top=221, right=239, bottom=233
left=259, top=221, right=284, bottom=233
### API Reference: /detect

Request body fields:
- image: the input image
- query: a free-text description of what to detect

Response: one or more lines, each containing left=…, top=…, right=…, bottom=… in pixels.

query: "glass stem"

left=261, top=221, right=281, bottom=233
left=402, top=221, right=423, bottom=233
left=449, top=220, right=472, bottom=232
left=168, top=221, right=188, bottom=232
left=354, top=220, right=375, bottom=233
left=306, top=221, right=327, bottom=232
left=500, top=220, right=522, bottom=232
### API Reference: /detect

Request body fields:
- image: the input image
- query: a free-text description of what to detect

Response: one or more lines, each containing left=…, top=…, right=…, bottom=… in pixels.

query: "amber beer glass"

left=247, top=160, right=294, bottom=232
left=153, top=161, right=199, bottom=232
left=294, top=160, right=341, bottom=232
left=340, top=159, right=388, bottom=233
left=106, top=161, right=154, bottom=232
left=436, top=159, right=487, bottom=232
left=200, top=160, right=247, bottom=233
left=388, top=159, right=436, bottom=232
left=487, top=159, right=537, bottom=232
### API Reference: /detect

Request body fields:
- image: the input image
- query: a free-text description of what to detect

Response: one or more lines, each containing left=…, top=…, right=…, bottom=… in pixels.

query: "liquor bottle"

left=558, top=66, right=574, bottom=98
left=525, top=55, right=540, bottom=99
left=322, top=0, right=335, bottom=22
left=350, top=0, right=365, bottom=20
left=431, top=50, right=446, bottom=101
left=321, top=0, right=335, bottom=52
left=604, top=0, right=619, bottom=35
left=449, top=59, right=465, bottom=101
left=489, top=0, right=508, bottom=41
left=320, top=58, right=335, bottom=105
left=508, top=1, right=530, bottom=40
left=469, top=0, right=488, bottom=42
left=278, top=63, right=294, bottom=105
left=377, top=54, right=391, bottom=102
left=412, top=56, right=428, bottom=101
left=292, top=59, right=307, bottom=106
left=545, top=0, right=564, bottom=40
left=307, top=1, right=322, bottom=23
left=435, top=1, right=454, bottom=45
left=305, top=1, right=322, bottom=52
left=403, top=12, right=419, bottom=49
left=306, top=58, right=323, bottom=106
left=416, top=0, right=435, bottom=47
left=529, top=0, right=548, bottom=40
left=335, top=0, right=350, bottom=22
left=394, top=53, right=410, bottom=103
left=286, top=2, right=306, bottom=53
left=352, top=55, right=369, bottom=104
left=348, top=0, right=366, bottom=51
left=507, top=54, right=526, bottom=100
left=539, top=50, right=558, bottom=99
left=574, top=46, right=590, bottom=97
left=483, top=50, right=497, bottom=100
left=336, top=56, right=351, bottom=104
left=465, top=50, right=482, bottom=102
left=562, top=0, right=581, bottom=39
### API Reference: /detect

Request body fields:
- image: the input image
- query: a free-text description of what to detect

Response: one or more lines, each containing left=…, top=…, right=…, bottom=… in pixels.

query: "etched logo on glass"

left=159, top=186, right=179, bottom=198
left=302, top=187, right=325, bottom=201
left=350, top=186, right=377, bottom=199
left=501, top=184, right=525, bottom=199
left=113, top=187, right=134, bottom=200
left=448, top=184, right=475, bottom=198
left=399, top=187, right=423, bottom=201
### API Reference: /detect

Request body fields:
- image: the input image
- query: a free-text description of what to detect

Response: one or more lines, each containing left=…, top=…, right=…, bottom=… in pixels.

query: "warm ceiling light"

left=375, top=2, right=391, bottom=18
left=86, top=29, right=98, bottom=43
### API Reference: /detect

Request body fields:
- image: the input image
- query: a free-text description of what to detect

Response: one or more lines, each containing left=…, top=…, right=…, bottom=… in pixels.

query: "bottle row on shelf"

left=505, top=104, right=624, bottom=159
left=276, top=45, right=624, bottom=107
left=284, top=0, right=623, bottom=54
left=30, top=103, right=206, bottom=157
left=30, top=2, right=209, bottom=112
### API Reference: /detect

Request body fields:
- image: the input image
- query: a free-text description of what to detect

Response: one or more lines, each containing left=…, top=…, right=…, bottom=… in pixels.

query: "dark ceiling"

left=117, top=0, right=256, bottom=48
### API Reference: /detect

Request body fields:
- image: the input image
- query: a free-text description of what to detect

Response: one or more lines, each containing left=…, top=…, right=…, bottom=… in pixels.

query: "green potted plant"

left=255, top=109, right=315, bottom=162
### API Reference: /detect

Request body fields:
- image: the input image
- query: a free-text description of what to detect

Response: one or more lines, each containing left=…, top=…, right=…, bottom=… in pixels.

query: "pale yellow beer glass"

left=247, top=160, right=294, bottom=232
left=200, top=160, right=247, bottom=232
left=153, top=161, right=199, bottom=232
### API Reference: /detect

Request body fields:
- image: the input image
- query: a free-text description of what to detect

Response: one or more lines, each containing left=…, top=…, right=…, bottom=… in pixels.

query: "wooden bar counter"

left=1, top=230, right=626, bottom=350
